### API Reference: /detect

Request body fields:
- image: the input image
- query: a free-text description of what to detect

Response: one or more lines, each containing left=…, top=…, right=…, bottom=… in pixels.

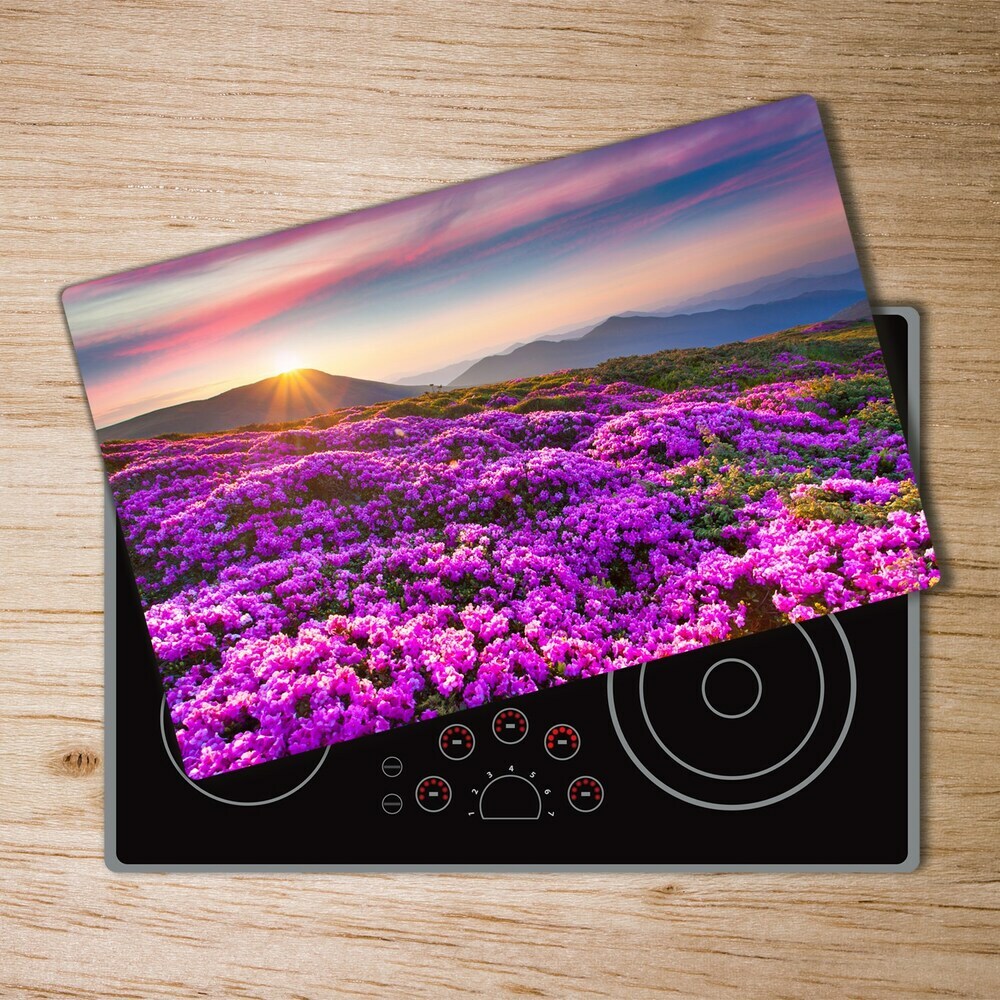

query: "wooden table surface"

left=2, top=2, right=998, bottom=996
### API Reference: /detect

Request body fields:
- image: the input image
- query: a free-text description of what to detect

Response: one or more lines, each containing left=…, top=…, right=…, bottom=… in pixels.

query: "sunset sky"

left=63, top=95, right=865, bottom=428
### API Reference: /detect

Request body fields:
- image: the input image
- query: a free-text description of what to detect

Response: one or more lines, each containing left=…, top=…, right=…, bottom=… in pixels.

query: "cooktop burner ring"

left=608, top=614, right=857, bottom=811
left=700, top=657, right=763, bottom=719
left=637, top=622, right=826, bottom=782
left=159, top=697, right=330, bottom=807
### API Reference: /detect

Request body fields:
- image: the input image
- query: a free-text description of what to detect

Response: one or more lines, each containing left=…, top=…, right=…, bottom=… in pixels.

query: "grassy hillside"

left=234, top=320, right=883, bottom=434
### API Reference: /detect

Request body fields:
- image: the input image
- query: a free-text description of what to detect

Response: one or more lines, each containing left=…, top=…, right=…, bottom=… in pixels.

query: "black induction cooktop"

left=105, top=308, right=922, bottom=872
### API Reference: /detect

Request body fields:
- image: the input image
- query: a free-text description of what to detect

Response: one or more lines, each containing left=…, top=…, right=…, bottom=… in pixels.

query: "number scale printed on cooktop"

left=64, top=95, right=938, bottom=787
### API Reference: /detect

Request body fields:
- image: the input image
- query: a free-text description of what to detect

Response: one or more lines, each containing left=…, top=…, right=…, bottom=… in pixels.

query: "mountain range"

left=101, top=256, right=870, bottom=440
left=398, top=262, right=864, bottom=387
left=629, top=267, right=864, bottom=319
left=448, top=288, right=864, bottom=387
left=828, top=298, right=871, bottom=322
left=97, top=369, right=430, bottom=442
left=395, top=323, right=595, bottom=385
left=657, top=252, right=862, bottom=314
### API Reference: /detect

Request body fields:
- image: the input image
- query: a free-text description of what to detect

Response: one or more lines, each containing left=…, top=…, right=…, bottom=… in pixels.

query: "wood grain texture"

left=1, top=1, right=998, bottom=996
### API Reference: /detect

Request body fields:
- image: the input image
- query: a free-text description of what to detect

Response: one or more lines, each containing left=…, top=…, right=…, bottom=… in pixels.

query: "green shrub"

left=796, top=373, right=890, bottom=417
left=382, top=399, right=429, bottom=418
left=511, top=395, right=588, bottom=414
left=788, top=479, right=923, bottom=526
left=857, top=398, right=905, bottom=432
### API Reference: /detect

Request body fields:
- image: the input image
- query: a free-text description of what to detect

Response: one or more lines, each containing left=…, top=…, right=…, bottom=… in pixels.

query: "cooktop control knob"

left=544, top=724, right=580, bottom=760
left=415, top=775, right=451, bottom=812
left=439, top=723, right=475, bottom=760
left=492, top=708, right=528, bottom=744
left=381, top=755, right=403, bottom=777
left=568, top=776, right=604, bottom=812
left=479, top=773, right=542, bottom=820
left=381, top=793, right=403, bottom=815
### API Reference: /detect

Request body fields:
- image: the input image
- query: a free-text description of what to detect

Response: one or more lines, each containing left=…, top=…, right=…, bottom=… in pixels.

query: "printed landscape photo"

left=64, top=96, right=938, bottom=779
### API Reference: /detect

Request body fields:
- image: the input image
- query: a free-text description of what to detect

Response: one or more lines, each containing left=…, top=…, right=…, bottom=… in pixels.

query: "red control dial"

left=439, top=724, right=475, bottom=760
left=492, top=708, right=528, bottom=744
left=415, top=776, right=451, bottom=812
left=544, top=724, right=580, bottom=760
left=568, top=776, right=603, bottom=812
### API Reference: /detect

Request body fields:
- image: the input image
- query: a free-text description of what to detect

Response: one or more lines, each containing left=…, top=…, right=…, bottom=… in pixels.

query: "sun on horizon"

left=274, top=352, right=302, bottom=376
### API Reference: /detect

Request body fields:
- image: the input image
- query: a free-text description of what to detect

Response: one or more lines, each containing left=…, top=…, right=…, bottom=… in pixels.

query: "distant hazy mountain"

left=397, top=359, right=479, bottom=386
left=449, top=289, right=863, bottom=388
left=624, top=267, right=864, bottom=321
left=398, top=324, right=594, bottom=385
left=98, top=369, right=430, bottom=442
left=437, top=259, right=864, bottom=387
left=672, top=268, right=864, bottom=316
left=659, top=252, right=862, bottom=315
left=827, top=298, right=872, bottom=322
